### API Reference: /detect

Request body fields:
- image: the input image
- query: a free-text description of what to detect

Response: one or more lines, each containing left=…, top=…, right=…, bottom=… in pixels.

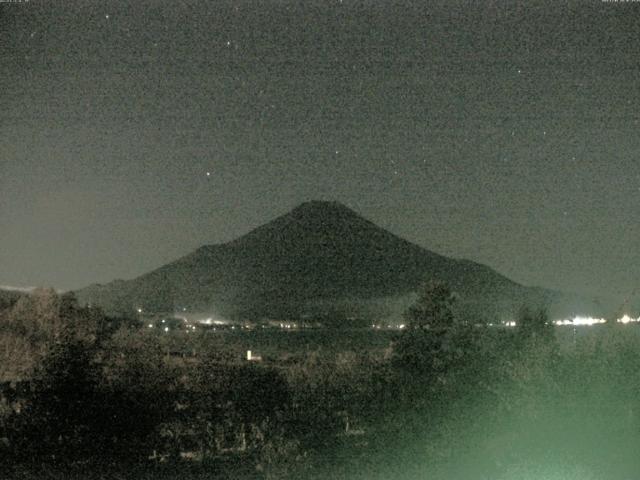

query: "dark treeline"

left=1, top=284, right=640, bottom=479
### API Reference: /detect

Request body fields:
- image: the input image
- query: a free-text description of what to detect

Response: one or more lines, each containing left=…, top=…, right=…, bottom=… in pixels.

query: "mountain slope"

left=76, top=201, right=593, bottom=322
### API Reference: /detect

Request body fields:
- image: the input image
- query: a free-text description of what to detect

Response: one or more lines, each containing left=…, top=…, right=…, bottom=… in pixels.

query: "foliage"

left=6, top=288, right=640, bottom=479
left=392, top=280, right=471, bottom=379
left=403, top=280, right=457, bottom=331
left=515, top=305, right=555, bottom=343
left=0, top=290, right=111, bottom=381
left=5, top=338, right=103, bottom=462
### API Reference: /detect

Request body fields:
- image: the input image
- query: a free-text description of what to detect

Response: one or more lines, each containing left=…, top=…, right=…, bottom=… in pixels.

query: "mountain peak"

left=228, top=200, right=371, bottom=250
left=287, top=201, right=371, bottom=229
left=291, top=200, right=358, bottom=217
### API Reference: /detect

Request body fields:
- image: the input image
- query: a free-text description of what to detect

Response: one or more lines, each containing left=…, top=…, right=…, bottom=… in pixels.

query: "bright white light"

left=574, top=316, right=605, bottom=326
left=552, top=316, right=606, bottom=326
left=398, top=324, right=406, bottom=329
left=148, top=324, right=153, bottom=328
left=505, top=321, right=516, bottom=327
left=137, top=308, right=143, bottom=313
left=618, top=314, right=640, bottom=324
left=164, top=327, right=169, bottom=332
left=571, top=316, right=605, bottom=326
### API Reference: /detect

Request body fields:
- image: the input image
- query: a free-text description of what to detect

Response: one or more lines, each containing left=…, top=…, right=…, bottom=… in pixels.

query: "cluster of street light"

left=498, top=315, right=640, bottom=327
left=143, top=314, right=640, bottom=333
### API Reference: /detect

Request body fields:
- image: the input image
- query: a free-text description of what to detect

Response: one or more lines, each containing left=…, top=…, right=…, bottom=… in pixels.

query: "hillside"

left=76, top=201, right=599, bottom=322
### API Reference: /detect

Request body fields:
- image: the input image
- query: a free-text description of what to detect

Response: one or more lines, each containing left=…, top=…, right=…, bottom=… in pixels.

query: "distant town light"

left=572, top=316, right=605, bottom=326
left=618, top=314, right=639, bottom=324
left=552, top=316, right=606, bottom=326
left=148, top=324, right=153, bottom=328
left=137, top=307, right=143, bottom=313
left=164, top=327, right=169, bottom=332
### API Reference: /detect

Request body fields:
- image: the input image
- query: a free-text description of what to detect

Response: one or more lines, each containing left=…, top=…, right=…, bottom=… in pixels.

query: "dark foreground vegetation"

left=1, top=285, right=640, bottom=479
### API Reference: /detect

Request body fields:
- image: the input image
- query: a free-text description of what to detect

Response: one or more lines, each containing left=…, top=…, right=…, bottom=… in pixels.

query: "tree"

left=404, top=280, right=457, bottom=331
left=393, top=280, right=467, bottom=377
left=2, top=292, right=153, bottom=465
left=9, top=338, right=105, bottom=462
left=515, top=306, right=554, bottom=343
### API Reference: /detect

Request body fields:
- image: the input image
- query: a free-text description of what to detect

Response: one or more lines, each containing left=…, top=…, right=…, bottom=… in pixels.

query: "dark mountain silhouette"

left=76, top=201, right=601, bottom=322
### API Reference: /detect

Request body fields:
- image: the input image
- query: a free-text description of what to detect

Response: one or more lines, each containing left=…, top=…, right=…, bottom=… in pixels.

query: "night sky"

left=2, top=0, right=639, bottom=297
